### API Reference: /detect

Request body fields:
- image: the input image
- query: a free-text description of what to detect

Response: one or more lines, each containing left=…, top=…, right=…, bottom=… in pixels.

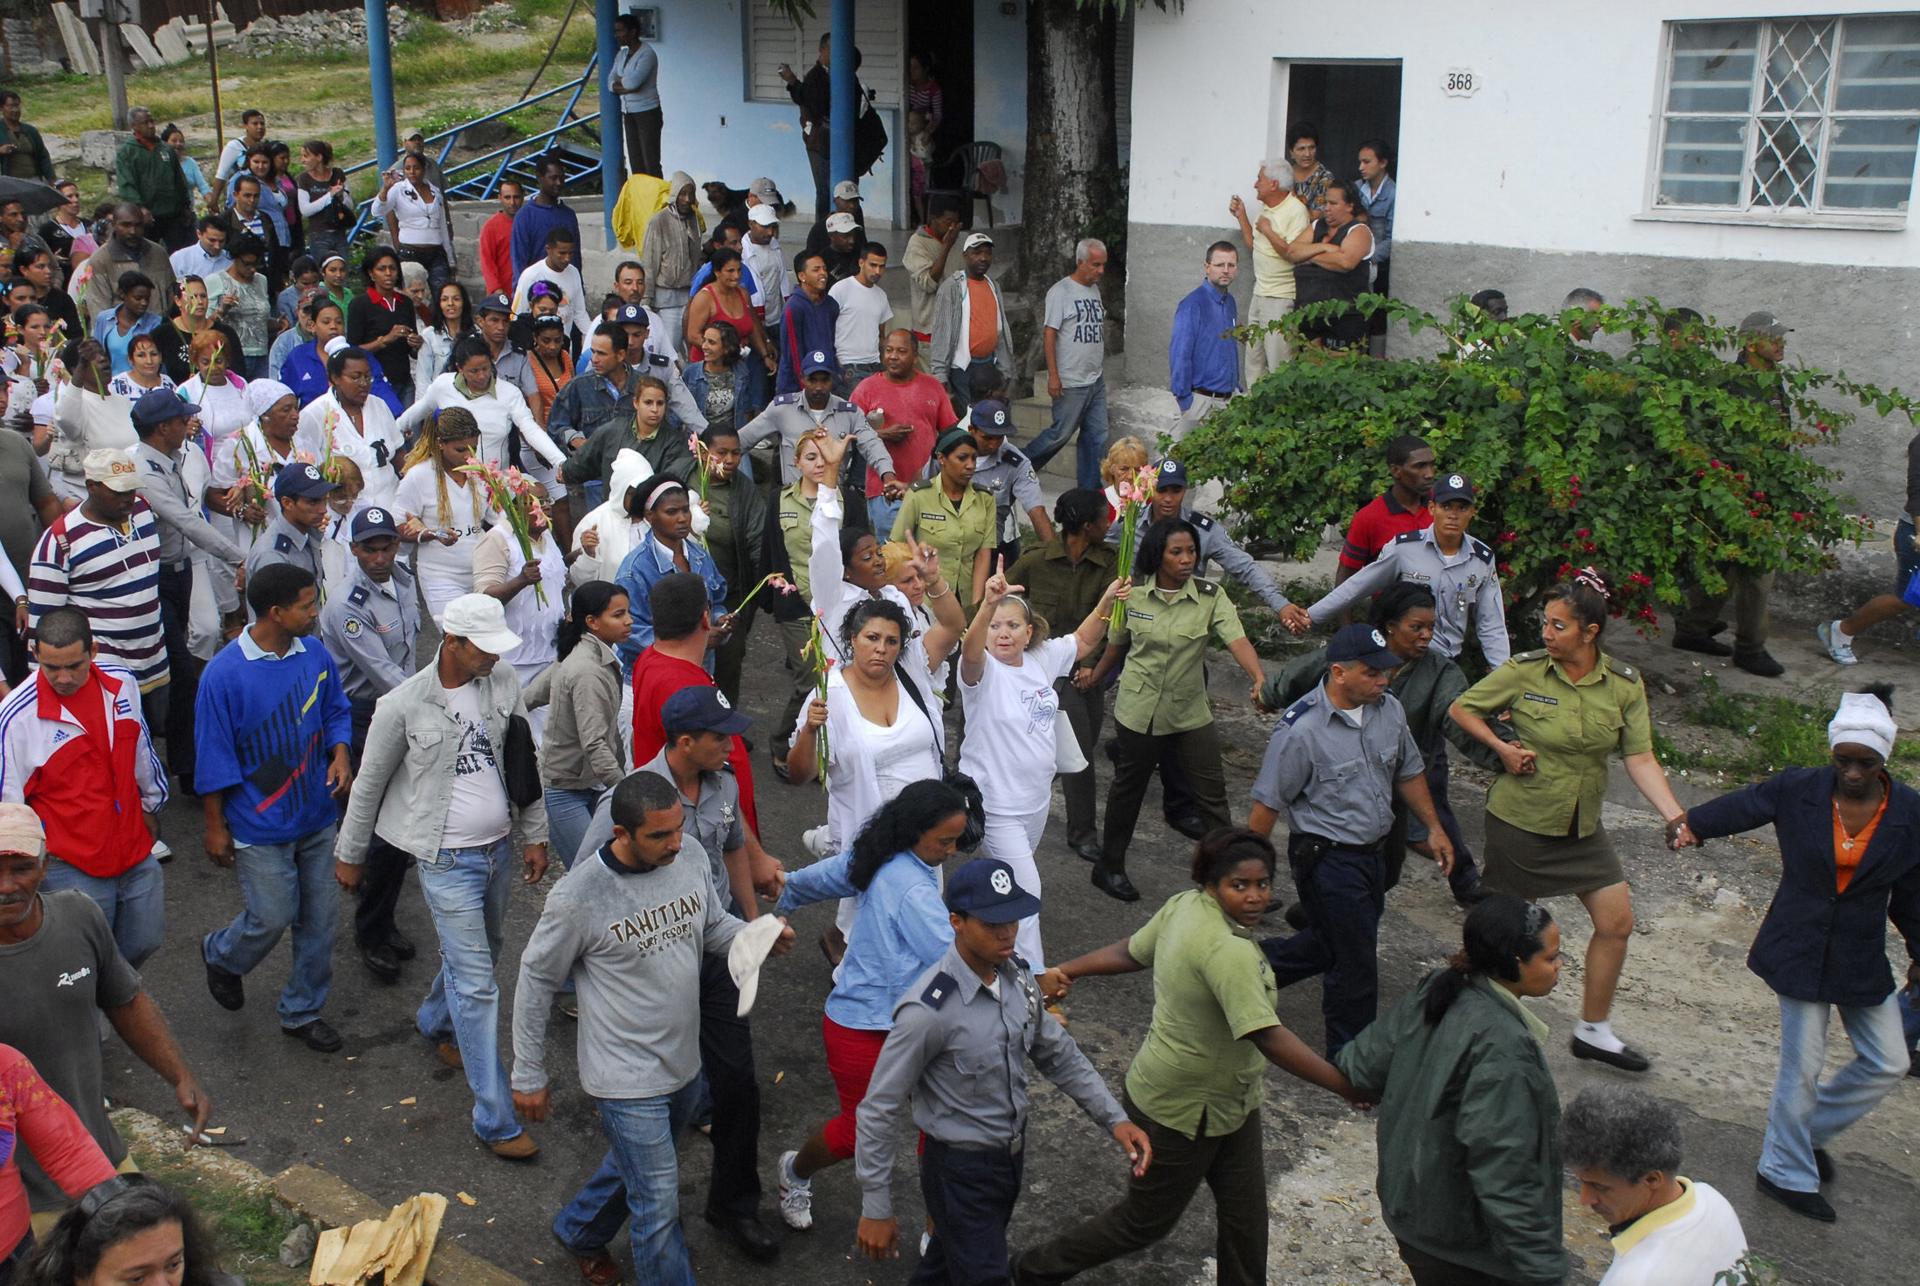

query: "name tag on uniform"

left=779, top=513, right=798, bottom=527
left=1522, top=692, right=1558, bottom=706
left=1128, top=610, right=1156, bottom=623
left=922, top=513, right=947, bottom=524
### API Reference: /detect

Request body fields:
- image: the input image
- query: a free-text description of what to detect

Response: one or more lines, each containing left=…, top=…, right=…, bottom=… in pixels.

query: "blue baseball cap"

left=1327, top=622, right=1403, bottom=670
left=129, top=388, right=199, bottom=427
left=969, top=399, right=1011, bottom=436
left=615, top=303, right=650, bottom=328
left=1432, top=472, right=1476, bottom=504
left=944, top=857, right=1041, bottom=924
left=274, top=462, right=341, bottom=500
left=661, top=685, right=752, bottom=738
left=478, top=291, right=513, bottom=315
left=1154, top=458, right=1188, bottom=490
left=349, top=506, right=399, bottom=542
left=802, top=349, right=835, bottom=378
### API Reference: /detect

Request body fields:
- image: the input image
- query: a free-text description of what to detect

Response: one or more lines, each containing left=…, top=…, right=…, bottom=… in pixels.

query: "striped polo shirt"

left=28, top=501, right=168, bottom=691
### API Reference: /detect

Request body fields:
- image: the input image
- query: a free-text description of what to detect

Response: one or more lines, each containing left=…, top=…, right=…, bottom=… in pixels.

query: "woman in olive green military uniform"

left=1449, top=571, right=1688, bottom=1073
left=1086, top=516, right=1268, bottom=903
left=890, top=427, right=995, bottom=619
left=770, top=429, right=837, bottom=769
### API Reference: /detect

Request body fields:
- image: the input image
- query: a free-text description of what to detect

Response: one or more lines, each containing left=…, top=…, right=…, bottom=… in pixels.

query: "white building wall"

left=1129, top=0, right=1920, bottom=268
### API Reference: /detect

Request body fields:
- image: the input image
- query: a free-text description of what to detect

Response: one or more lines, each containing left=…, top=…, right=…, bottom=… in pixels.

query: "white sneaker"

left=151, top=839, right=173, bottom=862
left=1817, top=620, right=1858, bottom=666
left=777, top=1149, right=814, bottom=1230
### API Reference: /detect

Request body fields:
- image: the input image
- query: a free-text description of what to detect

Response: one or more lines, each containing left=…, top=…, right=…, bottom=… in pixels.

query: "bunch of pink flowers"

left=457, top=460, right=551, bottom=605
left=1108, top=463, right=1161, bottom=630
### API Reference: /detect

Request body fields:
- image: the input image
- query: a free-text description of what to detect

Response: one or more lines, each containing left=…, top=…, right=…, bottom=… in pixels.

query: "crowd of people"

left=0, top=83, right=1915, bottom=1286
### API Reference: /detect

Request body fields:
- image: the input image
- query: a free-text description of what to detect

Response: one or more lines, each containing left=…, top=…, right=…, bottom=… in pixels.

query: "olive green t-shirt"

left=1122, top=888, right=1279, bottom=1138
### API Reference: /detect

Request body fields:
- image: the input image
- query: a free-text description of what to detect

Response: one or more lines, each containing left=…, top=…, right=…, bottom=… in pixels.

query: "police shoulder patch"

left=1468, top=536, right=1495, bottom=564
left=1604, top=654, right=1638, bottom=681
left=1392, top=528, right=1426, bottom=545
left=771, top=392, right=801, bottom=406
left=921, top=971, right=958, bottom=1009
left=1189, top=512, right=1215, bottom=530
left=343, top=617, right=363, bottom=639
left=1192, top=577, right=1219, bottom=595
left=1512, top=648, right=1550, bottom=663
left=274, top=533, right=295, bottom=552
left=1000, top=447, right=1021, bottom=466
left=1281, top=690, right=1319, bottom=726
left=346, top=585, right=371, bottom=606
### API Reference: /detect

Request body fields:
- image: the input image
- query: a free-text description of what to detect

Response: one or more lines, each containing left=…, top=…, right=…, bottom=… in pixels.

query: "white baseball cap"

left=83, top=448, right=145, bottom=491
left=824, top=211, right=859, bottom=235
left=963, top=231, right=994, bottom=252
left=728, top=914, right=788, bottom=1017
left=747, top=204, right=778, bottom=227
left=441, top=593, right=522, bottom=655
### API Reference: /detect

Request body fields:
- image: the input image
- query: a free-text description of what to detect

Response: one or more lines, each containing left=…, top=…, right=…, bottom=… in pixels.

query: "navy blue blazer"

left=1686, top=766, right=1920, bottom=1006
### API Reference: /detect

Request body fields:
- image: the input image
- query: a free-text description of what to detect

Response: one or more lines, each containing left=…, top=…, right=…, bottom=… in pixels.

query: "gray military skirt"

left=1480, top=812, right=1625, bottom=899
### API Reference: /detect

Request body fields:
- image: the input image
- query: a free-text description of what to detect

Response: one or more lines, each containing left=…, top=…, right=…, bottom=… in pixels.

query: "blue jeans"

left=415, top=838, right=522, bottom=1144
left=552, top=1082, right=702, bottom=1284
left=1027, top=379, right=1109, bottom=492
left=1901, top=984, right=1920, bottom=1049
left=1759, top=992, right=1907, bottom=1192
left=202, top=825, right=338, bottom=1028
left=1262, top=840, right=1386, bottom=1056
left=868, top=494, right=903, bottom=539
left=544, top=786, right=605, bottom=871
left=43, top=854, right=165, bottom=970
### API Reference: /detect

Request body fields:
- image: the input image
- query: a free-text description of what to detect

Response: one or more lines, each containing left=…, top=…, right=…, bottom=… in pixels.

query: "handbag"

left=501, top=712, right=543, bottom=810
left=1902, top=565, right=1920, bottom=611
left=894, top=662, right=986, bottom=851
left=1052, top=706, right=1088, bottom=774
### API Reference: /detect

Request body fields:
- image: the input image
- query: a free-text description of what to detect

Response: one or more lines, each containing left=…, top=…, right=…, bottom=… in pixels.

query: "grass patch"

left=123, top=1145, right=306, bottom=1285
left=1656, top=674, right=1920, bottom=784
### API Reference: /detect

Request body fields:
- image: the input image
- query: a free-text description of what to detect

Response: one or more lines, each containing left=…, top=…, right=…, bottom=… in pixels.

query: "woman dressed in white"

left=470, top=487, right=565, bottom=739
left=393, top=404, right=500, bottom=623
left=296, top=336, right=404, bottom=513
left=47, top=341, right=135, bottom=503
left=567, top=448, right=655, bottom=588
left=397, top=336, right=568, bottom=503
left=957, top=558, right=1126, bottom=968
left=207, top=378, right=302, bottom=558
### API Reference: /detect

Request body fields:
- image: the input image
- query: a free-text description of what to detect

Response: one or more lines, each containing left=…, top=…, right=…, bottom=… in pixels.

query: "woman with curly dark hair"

left=21, top=1174, right=232, bottom=1286
left=768, top=778, right=980, bottom=1232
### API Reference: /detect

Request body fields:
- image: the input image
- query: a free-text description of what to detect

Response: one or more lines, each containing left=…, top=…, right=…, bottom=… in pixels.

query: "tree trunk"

left=1012, top=0, right=1120, bottom=389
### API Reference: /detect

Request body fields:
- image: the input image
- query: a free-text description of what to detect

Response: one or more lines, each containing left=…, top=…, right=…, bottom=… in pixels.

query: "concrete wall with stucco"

left=1121, top=0, right=1920, bottom=523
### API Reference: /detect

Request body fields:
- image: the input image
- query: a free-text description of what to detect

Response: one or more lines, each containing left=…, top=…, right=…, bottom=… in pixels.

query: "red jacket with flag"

left=0, top=664, right=166, bottom=877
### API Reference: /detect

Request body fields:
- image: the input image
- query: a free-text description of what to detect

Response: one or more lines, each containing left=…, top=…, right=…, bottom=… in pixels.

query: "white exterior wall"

left=1129, top=0, right=1920, bottom=269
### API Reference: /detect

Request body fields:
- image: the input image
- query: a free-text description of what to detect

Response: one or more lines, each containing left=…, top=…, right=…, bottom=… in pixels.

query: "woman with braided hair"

left=1449, top=569, right=1690, bottom=1074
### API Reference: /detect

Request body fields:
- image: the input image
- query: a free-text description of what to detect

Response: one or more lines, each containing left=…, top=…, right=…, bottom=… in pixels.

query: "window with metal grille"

left=1653, top=14, right=1920, bottom=220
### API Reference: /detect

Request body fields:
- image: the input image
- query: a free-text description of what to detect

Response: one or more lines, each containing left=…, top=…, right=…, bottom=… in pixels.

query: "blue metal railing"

left=340, top=55, right=604, bottom=246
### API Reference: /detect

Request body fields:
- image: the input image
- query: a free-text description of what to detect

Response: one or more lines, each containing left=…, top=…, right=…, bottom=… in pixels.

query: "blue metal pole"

left=364, top=0, right=398, bottom=169
left=596, top=0, right=622, bottom=249
left=830, top=0, right=855, bottom=188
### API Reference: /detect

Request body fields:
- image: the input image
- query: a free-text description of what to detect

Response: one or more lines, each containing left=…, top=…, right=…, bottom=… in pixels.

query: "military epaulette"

left=770, top=392, right=802, bottom=406
left=999, top=447, right=1023, bottom=466
left=645, top=352, right=671, bottom=366
left=1189, top=512, right=1216, bottom=531
left=1467, top=536, right=1495, bottom=564
left=910, top=479, right=935, bottom=492
left=1281, top=689, right=1320, bottom=726
left=346, top=585, right=370, bottom=606
left=920, top=971, right=957, bottom=1009
left=1512, top=648, right=1549, bottom=663
left=970, top=482, right=994, bottom=495
left=1392, top=528, right=1427, bottom=545
left=1193, top=577, right=1219, bottom=595
left=274, top=533, right=296, bottom=553
left=1603, top=654, right=1638, bottom=681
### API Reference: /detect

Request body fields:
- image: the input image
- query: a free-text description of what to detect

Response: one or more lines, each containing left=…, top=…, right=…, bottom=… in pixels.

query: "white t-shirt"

left=394, top=463, right=496, bottom=587
left=828, top=277, right=894, bottom=366
left=440, top=682, right=512, bottom=848
left=959, top=636, right=1078, bottom=815
left=1598, top=1179, right=1747, bottom=1286
left=295, top=391, right=405, bottom=513
left=867, top=701, right=941, bottom=803
left=513, top=260, right=594, bottom=343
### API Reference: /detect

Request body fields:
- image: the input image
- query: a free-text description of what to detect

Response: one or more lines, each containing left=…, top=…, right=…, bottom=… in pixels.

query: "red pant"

left=820, top=1014, right=889, bottom=1159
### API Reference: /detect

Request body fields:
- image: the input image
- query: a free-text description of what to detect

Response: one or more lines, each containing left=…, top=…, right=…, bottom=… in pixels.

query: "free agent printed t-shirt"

left=441, top=682, right=511, bottom=848
left=395, top=465, right=494, bottom=585
left=959, top=636, right=1079, bottom=815
left=1043, top=277, right=1106, bottom=389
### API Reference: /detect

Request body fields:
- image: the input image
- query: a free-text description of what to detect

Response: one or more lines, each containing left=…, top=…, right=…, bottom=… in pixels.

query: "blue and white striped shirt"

left=29, top=501, right=167, bottom=691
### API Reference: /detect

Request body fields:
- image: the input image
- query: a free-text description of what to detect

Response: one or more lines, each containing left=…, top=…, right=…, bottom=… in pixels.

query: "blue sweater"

left=194, top=633, right=353, bottom=845
left=776, top=291, right=840, bottom=395
left=511, top=199, right=583, bottom=280
left=281, top=341, right=405, bottom=416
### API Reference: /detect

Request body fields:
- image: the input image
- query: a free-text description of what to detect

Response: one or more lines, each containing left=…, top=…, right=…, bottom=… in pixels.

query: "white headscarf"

left=245, top=379, right=295, bottom=421
left=1829, top=691, right=1896, bottom=761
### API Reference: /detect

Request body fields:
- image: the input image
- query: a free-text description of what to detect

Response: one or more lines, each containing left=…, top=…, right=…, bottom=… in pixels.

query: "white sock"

left=1835, top=622, right=1855, bottom=643
left=1576, top=1019, right=1625, bottom=1053
left=783, top=1153, right=809, bottom=1188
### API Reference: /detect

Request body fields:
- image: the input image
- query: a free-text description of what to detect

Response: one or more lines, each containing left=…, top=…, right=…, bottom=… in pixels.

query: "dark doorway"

left=1283, top=62, right=1402, bottom=186
left=908, top=0, right=974, bottom=189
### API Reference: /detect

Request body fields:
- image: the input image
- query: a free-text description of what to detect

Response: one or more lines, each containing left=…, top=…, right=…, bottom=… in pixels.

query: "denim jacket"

left=334, top=650, right=548, bottom=863
left=775, top=849, right=952, bottom=1031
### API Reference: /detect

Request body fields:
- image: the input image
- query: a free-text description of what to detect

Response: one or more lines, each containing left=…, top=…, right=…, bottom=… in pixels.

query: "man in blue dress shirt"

left=1168, top=241, right=1244, bottom=442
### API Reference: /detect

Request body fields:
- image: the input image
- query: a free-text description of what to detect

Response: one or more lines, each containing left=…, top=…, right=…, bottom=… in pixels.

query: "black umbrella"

left=0, top=176, right=68, bottom=216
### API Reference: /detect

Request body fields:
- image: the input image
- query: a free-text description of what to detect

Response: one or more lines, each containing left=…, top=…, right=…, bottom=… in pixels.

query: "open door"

left=1280, top=61, right=1402, bottom=185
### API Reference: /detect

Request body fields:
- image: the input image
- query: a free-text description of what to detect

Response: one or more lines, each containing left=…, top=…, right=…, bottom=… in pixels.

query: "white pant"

left=981, top=805, right=1051, bottom=968
left=1244, top=294, right=1294, bottom=381
left=421, top=577, right=468, bottom=628
left=1170, top=391, right=1226, bottom=444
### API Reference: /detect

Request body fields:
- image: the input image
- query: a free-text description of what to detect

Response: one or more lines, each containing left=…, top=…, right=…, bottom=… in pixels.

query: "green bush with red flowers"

left=1175, top=296, right=1916, bottom=629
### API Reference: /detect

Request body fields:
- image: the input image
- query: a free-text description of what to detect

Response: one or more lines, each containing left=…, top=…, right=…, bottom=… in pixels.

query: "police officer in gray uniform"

left=318, top=504, right=420, bottom=981
left=1305, top=472, right=1510, bottom=667
left=738, top=351, right=901, bottom=528
left=245, top=463, right=337, bottom=587
left=616, top=302, right=709, bottom=435
left=854, top=858, right=1150, bottom=1281
left=1134, top=458, right=1304, bottom=838
left=966, top=398, right=1054, bottom=568
left=1247, top=623, right=1455, bottom=1057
